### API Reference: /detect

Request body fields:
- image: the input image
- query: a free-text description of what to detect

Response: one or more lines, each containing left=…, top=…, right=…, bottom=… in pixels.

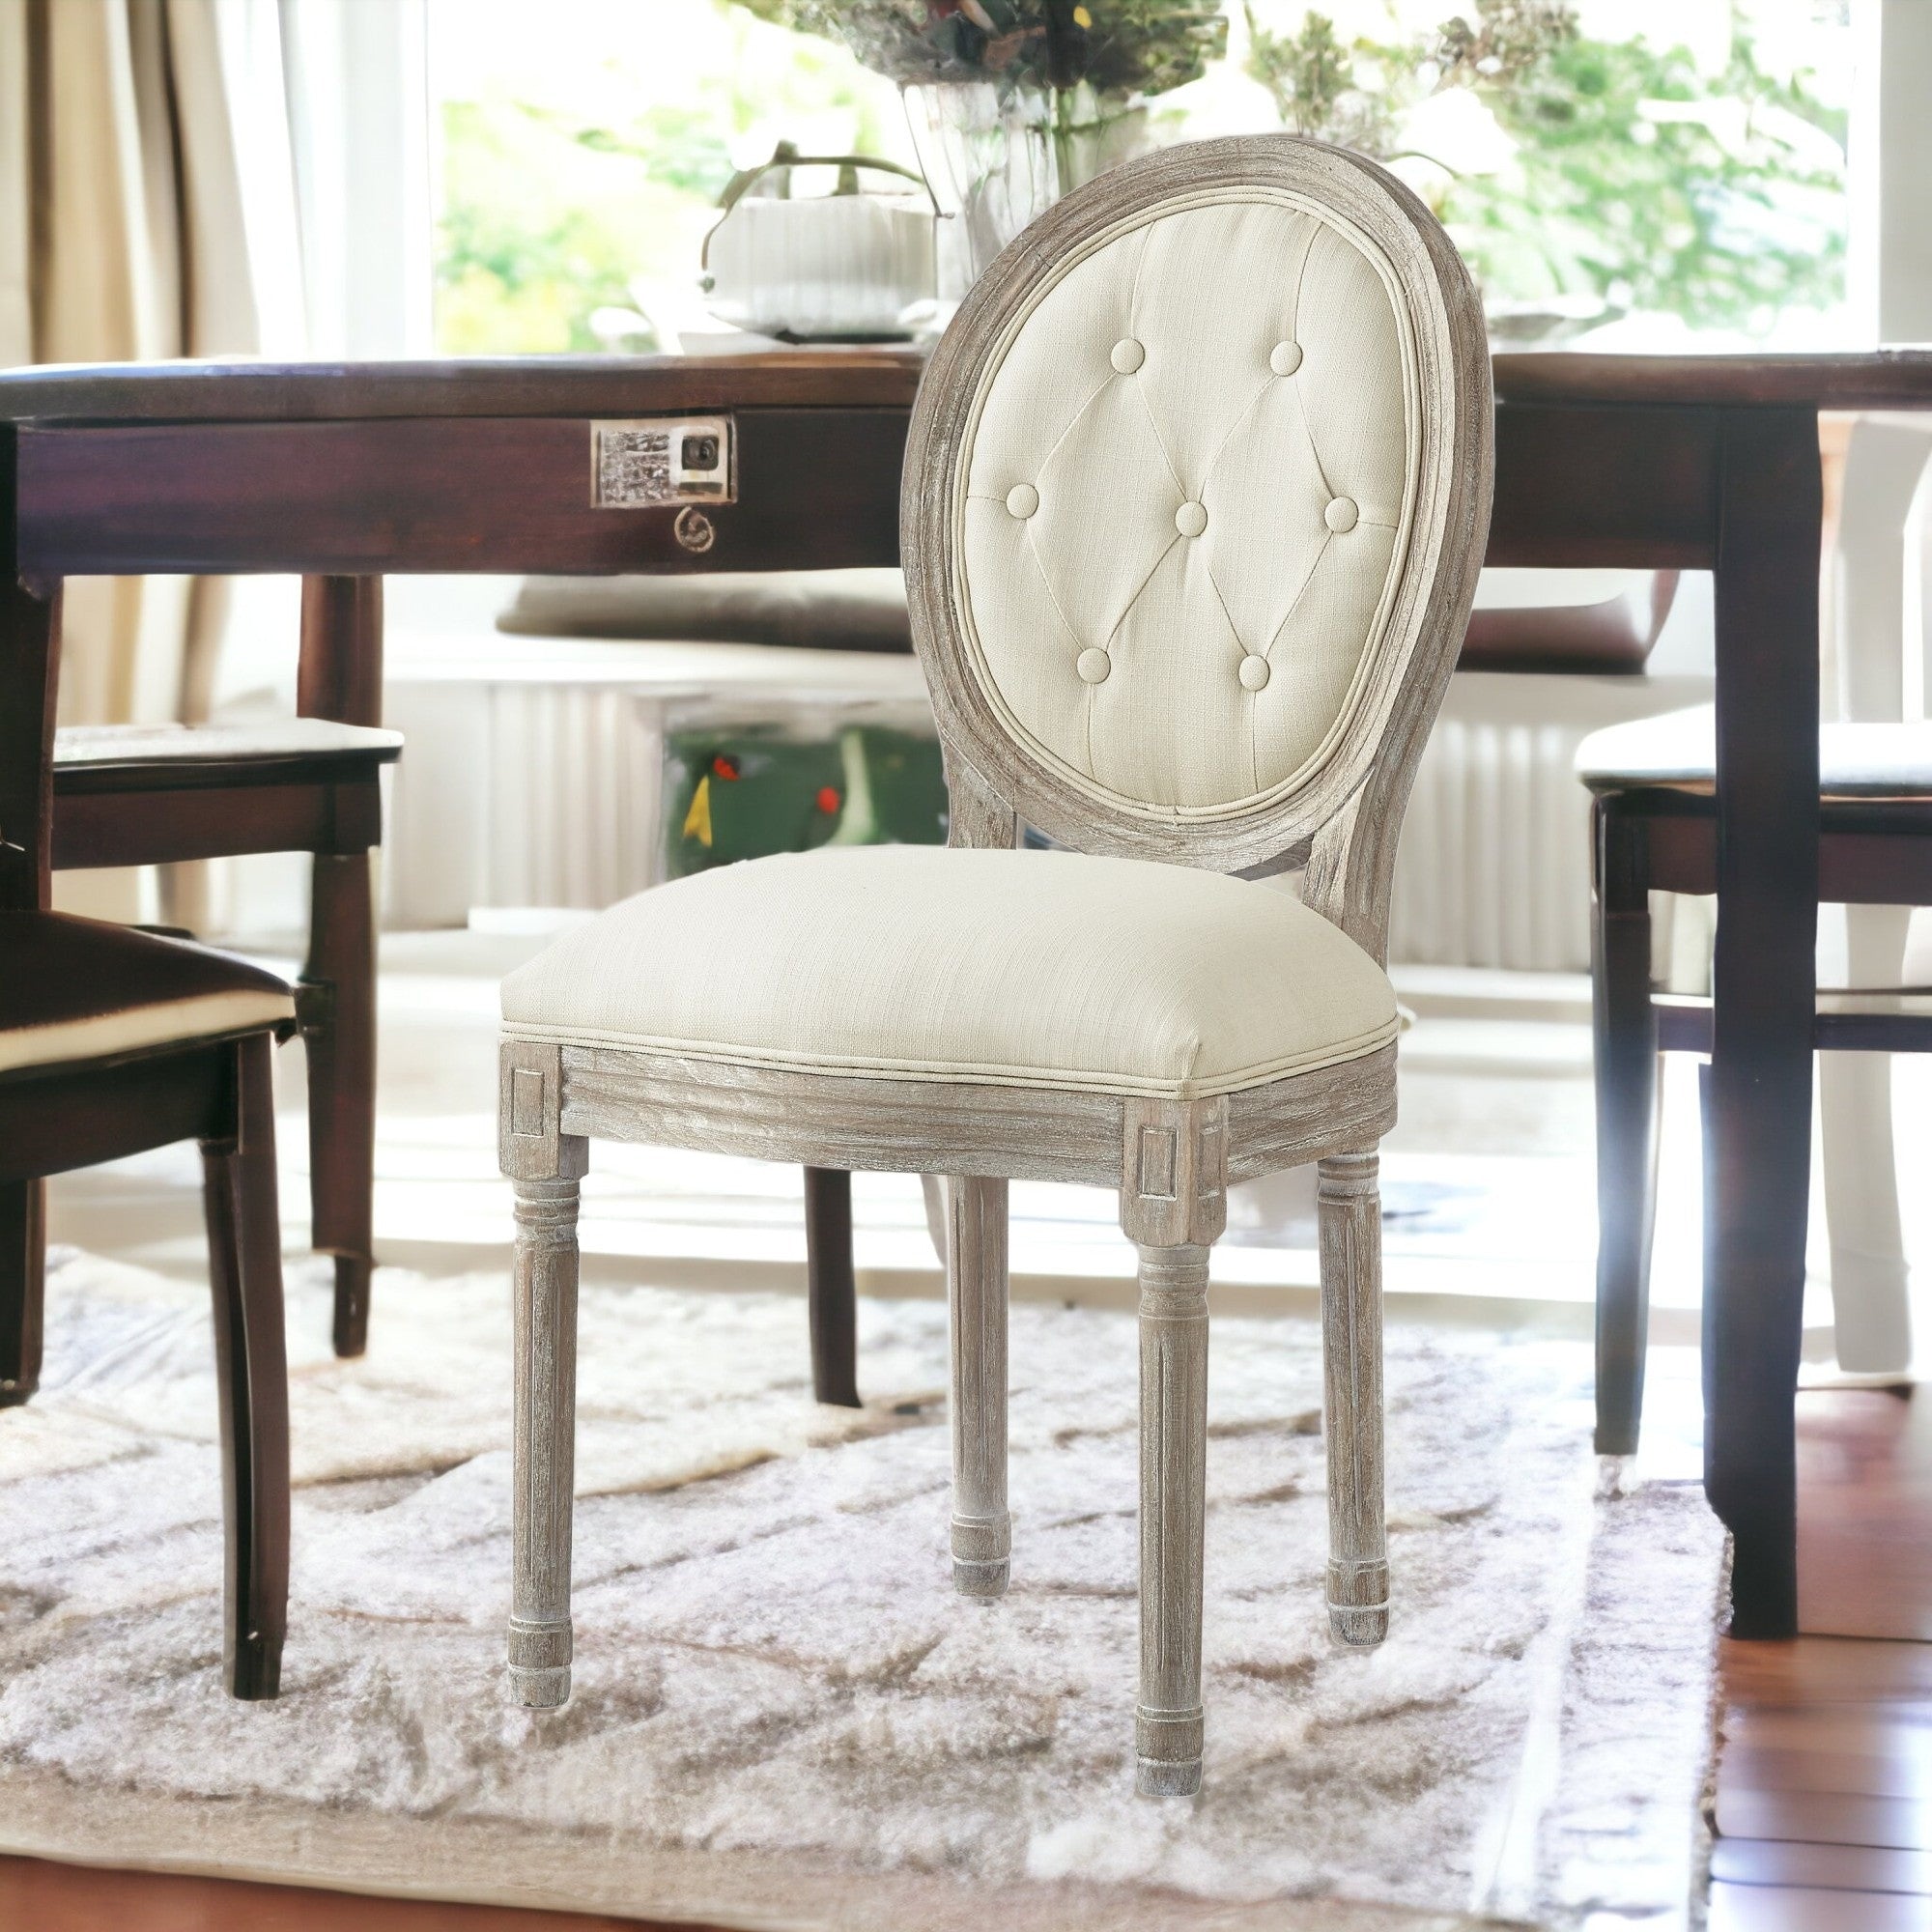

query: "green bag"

left=663, top=724, right=947, bottom=878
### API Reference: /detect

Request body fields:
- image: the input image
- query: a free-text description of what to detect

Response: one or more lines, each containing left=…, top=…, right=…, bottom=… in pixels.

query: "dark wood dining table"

left=6, top=346, right=1932, bottom=1639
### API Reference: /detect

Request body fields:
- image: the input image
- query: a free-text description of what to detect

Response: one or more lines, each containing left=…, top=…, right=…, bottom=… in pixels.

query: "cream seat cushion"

left=500, top=847, right=1397, bottom=1100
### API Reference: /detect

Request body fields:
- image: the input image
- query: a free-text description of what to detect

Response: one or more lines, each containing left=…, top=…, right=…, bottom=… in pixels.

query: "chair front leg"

left=1122, top=1096, right=1226, bottom=1799
left=948, top=1176, right=1010, bottom=1598
left=510, top=1174, right=582, bottom=1707
left=201, top=1035, right=291, bottom=1700
left=0, top=1179, right=44, bottom=1406
left=1319, top=1150, right=1387, bottom=1647
left=1132, top=1240, right=1210, bottom=1797
left=501, top=1040, right=588, bottom=1710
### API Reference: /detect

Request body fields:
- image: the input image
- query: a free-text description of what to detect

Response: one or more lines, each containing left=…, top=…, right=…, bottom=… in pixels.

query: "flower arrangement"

left=732, top=3, right=1227, bottom=298
left=730, top=2, right=1228, bottom=100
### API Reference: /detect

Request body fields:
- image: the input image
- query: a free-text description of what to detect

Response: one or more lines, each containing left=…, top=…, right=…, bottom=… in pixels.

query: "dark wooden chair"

left=1580, top=705, right=1932, bottom=1454
left=47, top=576, right=397, bottom=1359
left=1, top=576, right=294, bottom=1700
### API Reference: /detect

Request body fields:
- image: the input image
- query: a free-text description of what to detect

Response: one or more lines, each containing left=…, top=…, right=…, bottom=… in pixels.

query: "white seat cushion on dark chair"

left=53, top=719, right=404, bottom=772
left=500, top=846, right=1397, bottom=1100
left=0, top=912, right=294, bottom=1075
left=1577, top=704, right=1932, bottom=800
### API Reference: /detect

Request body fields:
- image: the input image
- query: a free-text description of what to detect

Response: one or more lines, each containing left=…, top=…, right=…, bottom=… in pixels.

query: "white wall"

left=1853, top=0, right=1932, bottom=345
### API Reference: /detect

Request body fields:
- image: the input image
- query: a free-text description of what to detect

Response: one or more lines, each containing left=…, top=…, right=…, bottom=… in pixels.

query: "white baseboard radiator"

left=384, top=660, right=1711, bottom=977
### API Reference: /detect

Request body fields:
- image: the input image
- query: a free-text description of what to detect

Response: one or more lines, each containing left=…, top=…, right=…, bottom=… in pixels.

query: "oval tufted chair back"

left=903, top=135, right=1492, bottom=957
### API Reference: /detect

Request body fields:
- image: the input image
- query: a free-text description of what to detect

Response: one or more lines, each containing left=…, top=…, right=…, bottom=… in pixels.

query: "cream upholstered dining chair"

left=497, top=134, right=1492, bottom=1797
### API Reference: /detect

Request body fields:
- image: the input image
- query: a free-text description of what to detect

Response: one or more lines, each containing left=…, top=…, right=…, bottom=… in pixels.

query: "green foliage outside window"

left=433, top=8, right=906, bottom=355
left=437, top=101, right=734, bottom=354
left=434, top=1, right=1848, bottom=354
left=1245, top=2, right=1846, bottom=333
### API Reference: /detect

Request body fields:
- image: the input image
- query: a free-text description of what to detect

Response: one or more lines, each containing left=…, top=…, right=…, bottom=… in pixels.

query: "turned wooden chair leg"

left=804, top=1165, right=860, bottom=1407
left=1122, top=1096, right=1226, bottom=1799
left=502, top=1039, right=589, bottom=1710
left=1133, top=1239, right=1210, bottom=1796
left=1591, top=795, right=1661, bottom=1455
left=0, top=1178, right=44, bottom=1407
left=303, top=848, right=378, bottom=1358
left=947, top=1176, right=1009, bottom=1598
left=509, top=1169, right=582, bottom=1708
left=1320, top=1150, right=1387, bottom=1648
left=200, top=1035, right=291, bottom=1700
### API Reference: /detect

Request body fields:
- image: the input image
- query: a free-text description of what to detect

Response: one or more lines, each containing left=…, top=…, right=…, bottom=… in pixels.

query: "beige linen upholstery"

left=958, top=195, right=1414, bottom=813
left=499, top=847, right=1396, bottom=1099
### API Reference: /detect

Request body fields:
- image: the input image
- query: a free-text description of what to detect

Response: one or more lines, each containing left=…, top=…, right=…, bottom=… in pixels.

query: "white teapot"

left=700, top=144, right=938, bottom=343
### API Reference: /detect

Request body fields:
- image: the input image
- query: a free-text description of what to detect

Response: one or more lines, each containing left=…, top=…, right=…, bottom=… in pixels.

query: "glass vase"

left=904, top=81, right=1151, bottom=304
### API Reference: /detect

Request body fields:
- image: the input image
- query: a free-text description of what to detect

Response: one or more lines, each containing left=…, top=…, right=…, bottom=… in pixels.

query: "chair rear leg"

left=1819, top=902, right=1914, bottom=1375
left=804, top=1166, right=860, bottom=1406
left=1592, top=796, right=1661, bottom=1455
left=1320, top=1150, right=1387, bottom=1648
left=201, top=1035, right=291, bottom=1700
left=948, top=1177, right=1009, bottom=1598
left=0, top=1179, right=44, bottom=1407
left=303, top=849, right=377, bottom=1358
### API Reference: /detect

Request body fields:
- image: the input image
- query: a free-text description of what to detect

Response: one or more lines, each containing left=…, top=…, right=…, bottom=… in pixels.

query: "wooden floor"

left=4, top=1383, right=1926, bottom=1931
left=1710, top=1383, right=1932, bottom=1931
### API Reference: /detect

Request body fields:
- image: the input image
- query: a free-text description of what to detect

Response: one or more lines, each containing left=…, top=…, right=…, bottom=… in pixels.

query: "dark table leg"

left=1591, top=795, right=1661, bottom=1455
left=805, top=1167, right=860, bottom=1407
left=298, top=577, right=384, bottom=1356
left=1, top=486, right=60, bottom=1405
left=1705, top=408, right=1823, bottom=1638
left=0, top=1180, right=44, bottom=1406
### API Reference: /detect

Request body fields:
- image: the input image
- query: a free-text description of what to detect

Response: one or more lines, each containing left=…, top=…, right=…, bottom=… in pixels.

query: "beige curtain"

left=1, top=0, right=291, bottom=917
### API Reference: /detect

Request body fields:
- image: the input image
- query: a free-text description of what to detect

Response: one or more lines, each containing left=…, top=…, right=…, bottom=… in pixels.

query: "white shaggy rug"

left=0, top=1247, right=1723, bottom=1931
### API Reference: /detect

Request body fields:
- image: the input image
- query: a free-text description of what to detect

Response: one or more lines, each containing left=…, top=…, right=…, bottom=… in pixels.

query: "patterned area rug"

left=0, top=1249, right=1721, bottom=1930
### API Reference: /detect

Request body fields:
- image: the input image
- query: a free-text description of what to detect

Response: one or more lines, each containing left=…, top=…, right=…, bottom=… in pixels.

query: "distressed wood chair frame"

left=501, top=134, right=1492, bottom=1797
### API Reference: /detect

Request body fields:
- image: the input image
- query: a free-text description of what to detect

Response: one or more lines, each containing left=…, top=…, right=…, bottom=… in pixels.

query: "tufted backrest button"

left=1110, top=337, right=1146, bottom=374
left=1175, top=500, right=1208, bottom=538
left=1268, top=340, right=1303, bottom=377
left=1075, top=648, right=1112, bottom=684
left=1006, top=483, right=1039, bottom=520
left=1238, top=654, right=1271, bottom=692
left=1324, top=496, right=1359, bottom=533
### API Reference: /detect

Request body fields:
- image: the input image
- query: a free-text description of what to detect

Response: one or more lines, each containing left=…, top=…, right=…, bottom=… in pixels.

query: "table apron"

left=14, top=400, right=1730, bottom=579
left=15, top=410, right=912, bottom=577
left=1488, top=402, right=1719, bottom=568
